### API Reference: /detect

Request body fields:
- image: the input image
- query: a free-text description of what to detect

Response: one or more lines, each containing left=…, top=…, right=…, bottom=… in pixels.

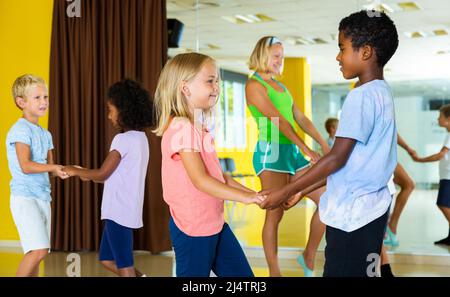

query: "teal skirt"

left=252, top=141, right=310, bottom=176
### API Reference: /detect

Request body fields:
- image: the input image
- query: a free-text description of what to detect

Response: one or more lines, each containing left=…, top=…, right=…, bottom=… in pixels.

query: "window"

left=213, top=70, right=247, bottom=148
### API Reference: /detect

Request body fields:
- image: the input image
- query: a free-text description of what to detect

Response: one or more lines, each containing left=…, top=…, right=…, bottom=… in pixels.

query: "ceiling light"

left=380, top=3, right=395, bottom=13
left=434, top=30, right=448, bottom=36
left=206, top=44, right=221, bottom=50
left=398, top=2, right=420, bottom=11
left=313, top=38, right=328, bottom=44
left=404, top=31, right=426, bottom=38
left=222, top=13, right=275, bottom=24
left=235, top=14, right=255, bottom=23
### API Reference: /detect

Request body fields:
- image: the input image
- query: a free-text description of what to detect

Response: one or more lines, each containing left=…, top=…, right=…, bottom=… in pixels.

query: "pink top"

left=161, top=118, right=225, bottom=236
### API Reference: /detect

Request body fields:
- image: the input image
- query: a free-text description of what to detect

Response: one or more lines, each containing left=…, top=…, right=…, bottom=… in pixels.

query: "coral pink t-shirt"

left=161, top=118, right=225, bottom=236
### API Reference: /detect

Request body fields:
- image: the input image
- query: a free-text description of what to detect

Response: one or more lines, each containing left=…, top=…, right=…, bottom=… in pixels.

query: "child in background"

left=411, top=104, right=450, bottom=246
left=63, top=79, right=153, bottom=277
left=325, top=118, right=339, bottom=147
left=6, top=74, right=69, bottom=276
left=153, top=52, right=265, bottom=277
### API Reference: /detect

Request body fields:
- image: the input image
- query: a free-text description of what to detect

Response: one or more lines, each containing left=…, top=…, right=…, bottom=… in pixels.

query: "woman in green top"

left=246, top=36, right=330, bottom=277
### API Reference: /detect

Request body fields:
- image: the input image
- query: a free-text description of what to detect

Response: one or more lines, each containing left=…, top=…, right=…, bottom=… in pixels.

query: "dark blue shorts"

left=323, top=208, right=389, bottom=277
left=169, top=217, right=254, bottom=277
left=437, top=179, right=450, bottom=208
left=98, top=219, right=134, bottom=269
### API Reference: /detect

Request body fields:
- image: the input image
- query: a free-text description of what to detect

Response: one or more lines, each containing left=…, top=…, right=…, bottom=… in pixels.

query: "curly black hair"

left=107, top=79, right=154, bottom=131
left=339, top=10, right=399, bottom=67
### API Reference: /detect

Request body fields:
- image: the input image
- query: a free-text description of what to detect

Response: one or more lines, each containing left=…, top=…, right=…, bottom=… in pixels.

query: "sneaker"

left=384, top=226, right=399, bottom=246
left=297, top=254, right=313, bottom=277
left=434, top=237, right=450, bottom=245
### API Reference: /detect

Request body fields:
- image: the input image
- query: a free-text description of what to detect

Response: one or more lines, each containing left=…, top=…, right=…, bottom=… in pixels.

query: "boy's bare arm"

left=16, top=143, right=60, bottom=174
left=412, top=147, right=449, bottom=163
left=260, top=137, right=356, bottom=209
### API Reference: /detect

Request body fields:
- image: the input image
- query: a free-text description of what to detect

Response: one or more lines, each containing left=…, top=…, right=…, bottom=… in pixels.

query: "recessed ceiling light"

left=285, top=36, right=329, bottom=45
left=206, top=44, right=221, bottom=50
left=235, top=14, right=255, bottom=23
left=404, top=31, right=426, bottom=38
left=221, top=16, right=244, bottom=24
left=434, top=30, right=448, bottom=36
left=398, top=2, right=420, bottom=11
left=313, top=38, right=328, bottom=44
left=222, top=13, right=275, bottom=24
left=254, top=14, right=275, bottom=22
left=380, top=3, right=395, bottom=13
left=436, top=50, right=450, bottom=55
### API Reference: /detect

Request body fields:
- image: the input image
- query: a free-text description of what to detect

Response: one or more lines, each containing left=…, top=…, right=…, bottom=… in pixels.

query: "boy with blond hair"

left=6, top=74, right=68, bottom=276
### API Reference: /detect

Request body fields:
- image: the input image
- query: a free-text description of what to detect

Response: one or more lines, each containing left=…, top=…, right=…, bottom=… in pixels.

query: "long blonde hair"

left=153, top=52, right=217, bottom=136
left=248, top=36, right=283, bottom=73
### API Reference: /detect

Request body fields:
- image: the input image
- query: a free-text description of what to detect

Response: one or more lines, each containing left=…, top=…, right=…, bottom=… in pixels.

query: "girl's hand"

left=62, top=165, right=78, bottom=177
left=242, top=191, right=266, bottom=205
left=303, top=147, right=321, bottom=164
left=73, top=165, right=90, bottom=181
left=54, top=165, right=70, bottom=179
left=410, top=152, right=420, bottom=162
left=407, top=148, right=417, bottom=157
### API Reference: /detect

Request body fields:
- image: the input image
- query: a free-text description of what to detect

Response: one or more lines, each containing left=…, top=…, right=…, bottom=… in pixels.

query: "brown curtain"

left=48, top=0, right=171, bottom=253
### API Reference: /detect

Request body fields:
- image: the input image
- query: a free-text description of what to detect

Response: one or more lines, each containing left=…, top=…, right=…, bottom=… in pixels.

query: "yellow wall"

left=0, top=0, right=54, bottom=241
left=218, top=58, right=314, bottom=248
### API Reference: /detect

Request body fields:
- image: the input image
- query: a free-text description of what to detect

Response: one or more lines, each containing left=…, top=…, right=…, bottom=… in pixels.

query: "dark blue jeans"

left=169, top=217, right=254, bottom=277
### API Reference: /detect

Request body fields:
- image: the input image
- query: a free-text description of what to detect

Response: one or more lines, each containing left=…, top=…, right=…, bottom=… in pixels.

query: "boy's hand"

left=282, top=192, right=304, bottom=210
left=260, top=187, right=290, bottom=210
left=54, top=165, right=70, bottom=179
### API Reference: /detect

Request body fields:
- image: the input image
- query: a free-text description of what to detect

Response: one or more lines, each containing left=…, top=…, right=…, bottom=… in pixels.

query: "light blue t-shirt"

left=6, top=118, right=54, bottom=201
left=327, top=137, right=335, bottom=147
left=319, top=80, right=397, bottom=232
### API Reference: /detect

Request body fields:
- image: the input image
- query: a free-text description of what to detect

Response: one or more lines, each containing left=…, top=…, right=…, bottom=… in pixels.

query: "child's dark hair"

left=325, top=118, right=339, bottom=134
left=107, top=79, right=154, bottom=131
left=339, top=10, right=398, bottom=67
left=440, top=104, right=450, bottom=118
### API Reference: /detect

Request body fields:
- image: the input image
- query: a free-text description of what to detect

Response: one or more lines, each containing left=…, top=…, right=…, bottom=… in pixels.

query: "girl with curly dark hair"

left=63, top=79, right=153, bottom=277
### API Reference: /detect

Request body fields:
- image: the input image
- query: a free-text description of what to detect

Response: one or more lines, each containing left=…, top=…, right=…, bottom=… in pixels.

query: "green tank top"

left=248, top=73, right=297, bottom=144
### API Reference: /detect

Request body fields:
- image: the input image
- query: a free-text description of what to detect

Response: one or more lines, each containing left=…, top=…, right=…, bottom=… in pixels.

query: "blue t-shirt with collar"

left=6, top=118, right=54, bottom=201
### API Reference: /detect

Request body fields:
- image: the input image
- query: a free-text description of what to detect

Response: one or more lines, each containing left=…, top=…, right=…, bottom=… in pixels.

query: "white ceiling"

left=167, top=0, right=450, bottom=84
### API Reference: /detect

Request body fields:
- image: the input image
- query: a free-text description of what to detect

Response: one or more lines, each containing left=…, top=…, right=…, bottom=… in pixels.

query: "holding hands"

left=258, top=187, right=291, bottom=210
left=242, top=191, right=267, bottom=206
left=53, top=165, right=70, bottom=180
left=406, top=147, right=420, bottom=162
left=60, top=165, right=91, bottom=181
